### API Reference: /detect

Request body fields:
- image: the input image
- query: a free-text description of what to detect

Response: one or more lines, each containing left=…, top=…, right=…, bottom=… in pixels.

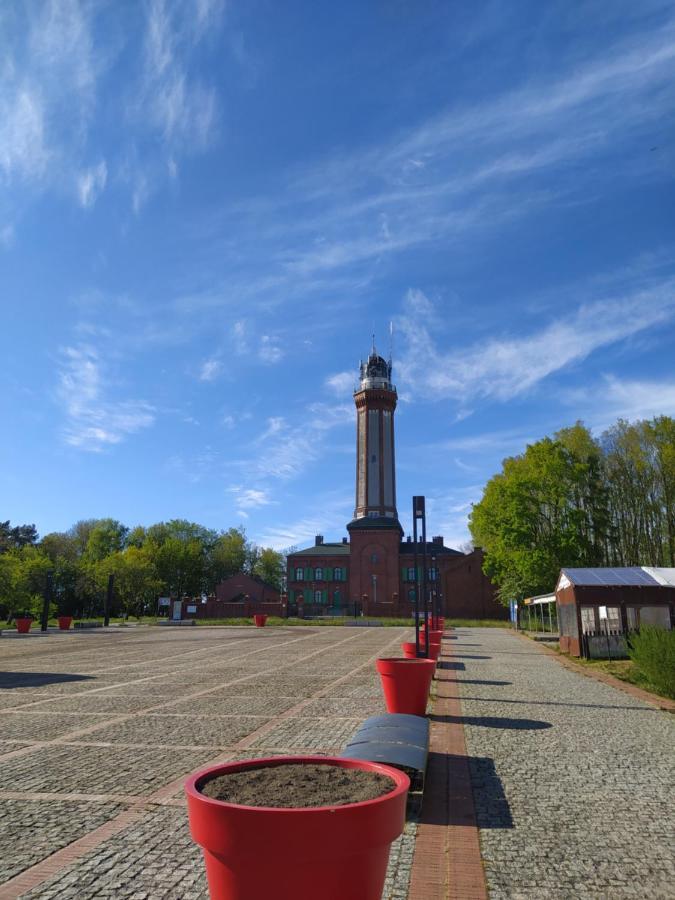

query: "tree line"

left=0, top=518, right=286, bottom=620
left=469, top=416, right=675, bottom=603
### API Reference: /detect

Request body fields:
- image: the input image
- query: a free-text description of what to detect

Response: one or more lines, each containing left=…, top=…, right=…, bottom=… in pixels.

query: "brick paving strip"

left=408, top=637, right=488, bottom=900
left=0, top=628, right=406, bottom=899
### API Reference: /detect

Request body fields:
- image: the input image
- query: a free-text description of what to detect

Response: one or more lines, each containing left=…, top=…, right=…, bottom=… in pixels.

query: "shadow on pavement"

left=430, top=713, right=552, bottom=730
left=0, top=672, right=94, bottom=689
left=419, top=752, right=513, bottom=829
left=454, top=679, right=513, bottom=687
left=438, top=661, right=466, bottom=670
left=448, top=654, right=492, bottom=659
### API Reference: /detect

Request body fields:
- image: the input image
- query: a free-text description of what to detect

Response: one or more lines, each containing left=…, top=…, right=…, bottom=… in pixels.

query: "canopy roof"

left=557, top=567, right=675, bottom=590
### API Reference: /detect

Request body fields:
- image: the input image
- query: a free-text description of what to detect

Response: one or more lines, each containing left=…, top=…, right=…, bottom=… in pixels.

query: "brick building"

left=286, top=346, right=506, bottom=620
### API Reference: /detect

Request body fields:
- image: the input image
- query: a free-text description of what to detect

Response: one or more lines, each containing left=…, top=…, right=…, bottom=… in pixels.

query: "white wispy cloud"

left=256, top=493, right=353, bottom=550
left=0, top=224, right=15, bottom=248
left=325, top=371, right=355, bottom=395
left=229, top=486, right=275, bottom=509
left=198, top=357, right=222, bottom=381
left=563, top=375, right=675, bottom=429
left=395, top=274, right=675, bottom=402
left=258, top=334, right=284, bottom=364
left=1, top=1, right=97, bottom=187
left=76, top=160, right=107, bottom=208
left=138, top=0, right=220, bottom=149
left=57, top=345, right=155, bottom=451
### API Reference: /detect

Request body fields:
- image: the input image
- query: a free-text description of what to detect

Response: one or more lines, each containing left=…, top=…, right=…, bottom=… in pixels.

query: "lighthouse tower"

left=347, top=341, right=402, bottom=611
left=353, top=343, right=399, bottom=521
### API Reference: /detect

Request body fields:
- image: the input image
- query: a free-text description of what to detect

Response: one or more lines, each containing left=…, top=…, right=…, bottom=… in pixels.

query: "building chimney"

left=432, top=536, right=444, bottom=546
left=315, top=535, right=323, bottom=546
left=342, top=537, right=348, bottom=544
left=406, top=536, right=412, bottom=543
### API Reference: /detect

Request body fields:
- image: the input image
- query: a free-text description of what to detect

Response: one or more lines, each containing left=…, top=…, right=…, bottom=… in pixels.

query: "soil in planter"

left=199, top=763, right=394, bottom=808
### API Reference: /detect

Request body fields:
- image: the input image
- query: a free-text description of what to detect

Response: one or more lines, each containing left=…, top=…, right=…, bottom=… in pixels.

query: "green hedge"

left=628, top=626, right=675, bottom=699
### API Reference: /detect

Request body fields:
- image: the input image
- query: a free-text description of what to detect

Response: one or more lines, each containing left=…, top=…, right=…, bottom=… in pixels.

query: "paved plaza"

left=0, top=625, right=673, bottom=898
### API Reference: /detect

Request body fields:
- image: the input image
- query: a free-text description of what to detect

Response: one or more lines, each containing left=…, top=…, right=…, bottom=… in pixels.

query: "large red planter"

left=185, top=755, right=409, bottom=900
left=253, top=614, right=268, bottom=628
left=401, top=640, right=439, bottom=660
left=15, top=618, right=32, bottom=634
left=420, top=629, right=443, bottom=643
left=57, top=616, right=73, bottom=631
left=376, top=657, right=435, bottom=716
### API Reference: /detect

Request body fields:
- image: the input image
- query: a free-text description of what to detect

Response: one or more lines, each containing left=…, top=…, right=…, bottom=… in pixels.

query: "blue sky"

left=2, top=0, right=675, bottom=550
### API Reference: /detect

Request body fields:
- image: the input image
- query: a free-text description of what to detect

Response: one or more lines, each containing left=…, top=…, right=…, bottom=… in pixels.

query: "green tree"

left=249, top=546, right=285, bottom=590
left=207, top=528, right=248, bottom=589
left=96, top=548, right=162, bottom=618
left=83, top=519, right=129, bottom=562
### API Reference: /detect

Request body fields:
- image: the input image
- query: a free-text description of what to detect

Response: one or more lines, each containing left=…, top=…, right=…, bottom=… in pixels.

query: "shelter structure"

left=522, top=593, right=556, bottom=633
left=556, top=567, right=675, bottom=657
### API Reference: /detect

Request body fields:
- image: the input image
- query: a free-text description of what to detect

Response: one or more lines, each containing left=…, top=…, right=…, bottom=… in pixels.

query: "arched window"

left=314, top=590, right=323, bottom=604
left=428, top=567, right=437, bottom=581
left=314, top=567, right=323, bottom=581
left=407, top=567, right=415, bottom=582
left=295, top=567, right=304, bottom=581
left=333, top=567, right=342, bottom=581
left=408, top=589, right=416, bottom=603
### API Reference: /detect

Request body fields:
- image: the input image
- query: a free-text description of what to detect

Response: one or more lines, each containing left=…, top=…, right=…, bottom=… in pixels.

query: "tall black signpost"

left=41, top=571, right=53, bottom=632
left=412, top=496, right=429, bottom=658
left=104, top=574, right=114, bottom=628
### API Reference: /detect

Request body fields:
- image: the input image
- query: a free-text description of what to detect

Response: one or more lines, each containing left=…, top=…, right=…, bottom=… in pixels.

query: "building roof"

left=399, top=543, right=464, bottom=557
left=524, top=593, right=556, bottom=605
left=557, top=567, right=675, bottom=589
left=290, top=543, right=351, bottom=557
left=346, top=516, right=403, bottom=532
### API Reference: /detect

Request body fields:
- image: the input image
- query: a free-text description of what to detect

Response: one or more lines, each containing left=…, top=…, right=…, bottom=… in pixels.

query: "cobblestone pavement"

left=451, top=628, right=675, bottom=899
left=0, top=625, right=414, bottom=899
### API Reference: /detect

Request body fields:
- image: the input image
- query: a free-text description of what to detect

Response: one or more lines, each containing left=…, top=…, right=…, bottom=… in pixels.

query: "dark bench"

left=342, top=713, right=430, bottom=798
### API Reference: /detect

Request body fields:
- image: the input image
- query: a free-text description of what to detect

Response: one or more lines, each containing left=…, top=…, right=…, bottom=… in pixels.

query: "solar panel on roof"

left=561, top=567, right=660, bottom=587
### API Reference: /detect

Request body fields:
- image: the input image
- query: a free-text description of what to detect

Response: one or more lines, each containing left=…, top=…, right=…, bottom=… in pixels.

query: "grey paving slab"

left=86, top=713, right=265, bottom=748
left=0, top=799, right=122, bottom=884
left=0, top=711, right=109, bottom=740
left=0, top=745, right=217, bottom=795
left=453, top=628, right=675, bottom=899
left=249, top=715, right=364, bottom=750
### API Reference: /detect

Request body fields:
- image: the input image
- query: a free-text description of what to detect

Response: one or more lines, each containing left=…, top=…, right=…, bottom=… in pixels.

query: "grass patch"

left=571, top=655, right=673, bottom=701
left=446, top=618, right=510, bottom=628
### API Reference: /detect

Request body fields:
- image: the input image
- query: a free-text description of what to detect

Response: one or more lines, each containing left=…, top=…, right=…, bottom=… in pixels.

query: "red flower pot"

left=15, top=618, right=32, bottom=634
left=253, top=614, right=268, bottom=628
left=375, top=657, right=436, bottom=716
left=57, top=616, right=73, bottom=631
left=185, top=755, right=409, bottom=900
left=420, top=629, right=443, bottom=643
left=401, top=640, right=441, bottom=660
left=401, top=641, right=418, bottom=659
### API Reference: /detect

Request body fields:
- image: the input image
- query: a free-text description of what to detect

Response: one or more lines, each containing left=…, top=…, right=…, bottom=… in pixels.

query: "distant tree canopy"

left=469, top=417, right=675, bottom=604
left=0, top=517, right=286, bottom=620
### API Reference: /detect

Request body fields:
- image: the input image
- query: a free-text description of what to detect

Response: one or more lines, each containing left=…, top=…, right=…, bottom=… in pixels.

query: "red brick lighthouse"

left=347, top=343, right=403, bottom=612
left=285, top=342, right=506, bottom=620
